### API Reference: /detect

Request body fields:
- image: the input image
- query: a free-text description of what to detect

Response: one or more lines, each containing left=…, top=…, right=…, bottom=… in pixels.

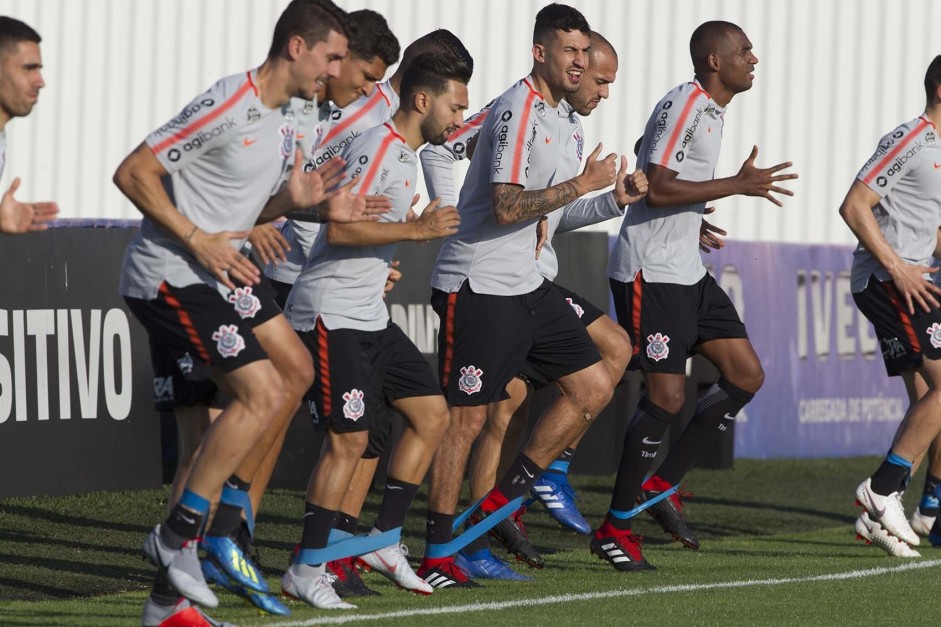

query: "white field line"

left=275, top=559, right=941, bottom=626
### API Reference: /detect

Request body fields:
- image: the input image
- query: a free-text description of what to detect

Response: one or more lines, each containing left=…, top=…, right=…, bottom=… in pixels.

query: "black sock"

left=335, top=511, right=359, bottom=535
left=163, top=503, right=204, bottom=548
left=494, top=453, right=545, bottom=502
left=207, top=502, right=242, bottom=537
left=225, top=474, right=252, bottom=492
left=463, top=523, right=491, bottom=555
left=871, top=453, right=912, bottom=496
left=374, top=477, right=420, bottom=532
left=655, top=379, right=753, bottom=485
left=426, top=510, right=453, bottom=546
left=608, top=398, right=675, bottom=529
left=149, top=571, right=178, bottom=606
left=300, top=502, right=338, bottom=553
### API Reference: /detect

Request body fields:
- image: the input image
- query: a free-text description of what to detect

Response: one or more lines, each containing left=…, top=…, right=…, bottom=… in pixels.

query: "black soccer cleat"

left=590, top=529, right=655, bottom=572
left=638, top=478, right=700, bottom=550
left=473, top=506, right=545, bottom=569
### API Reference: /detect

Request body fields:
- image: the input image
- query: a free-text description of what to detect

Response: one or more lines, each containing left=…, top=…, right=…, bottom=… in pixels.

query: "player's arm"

left=327, top=199, right=458, bottom=246
left=934, top=227, right=941, bottom=259
left=556, top=157, right=648, bottom=233
left=839, top=179, right=941, bottom=313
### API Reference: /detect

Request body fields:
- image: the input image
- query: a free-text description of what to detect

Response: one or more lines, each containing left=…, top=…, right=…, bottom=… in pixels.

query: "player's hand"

left=577, top=143, right=618, bottom=194
left=734, top=146, right=798, bottom=207
left=699, top=208, right=727, bottom=253
left=612, top=156, right=648, bottom=208
left=384, top=260, right=403, bottom=298
left=0, top=178, right=59, bottom=233
left=888, top=262, right=941, bottom=314
left=248, top=223, right=290, bottom=266
left=287, top=149, right=346, bottom=208
left=320, top=179, right=391, bottom=223
left=535, top=216, right=548, bottom=260
left=188, top=229, right=259, bottom=290
left=413, top=199, right=459, bottom=240
left=406, top=194, right=421, bottom=222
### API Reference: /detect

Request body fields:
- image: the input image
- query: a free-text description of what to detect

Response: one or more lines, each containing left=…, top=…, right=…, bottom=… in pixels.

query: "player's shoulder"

left=883, top=116, right=936, bottom=143
left=656, top=81, right=710, bottom=112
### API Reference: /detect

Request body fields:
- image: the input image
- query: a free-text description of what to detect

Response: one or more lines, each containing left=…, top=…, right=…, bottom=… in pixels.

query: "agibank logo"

left=167, top=117, right=237, bottom=161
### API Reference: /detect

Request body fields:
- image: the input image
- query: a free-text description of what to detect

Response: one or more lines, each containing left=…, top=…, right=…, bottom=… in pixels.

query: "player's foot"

left=855, top=512, right=921, bottom=558
left=200, top=534, right=269, bottom=594
left=530, top=473, right=591, bottom=535
left=141, top=596, right=234, bottom=627
left=638, top=475, right=699, bottom=550
left=327, top=557, right=380, bottom=597
left=201, top=555, right=291, bottom=616
left=911, top=509, right=936, bottom=538
left=590, top=520, right=655, bottom=572
left=855, top=478, right=919, bottom=546
left=455, top=548, right=531, bottom=580
left=281, top=562, right=356, bottom=609
left=142, top=525, right=218, bottom=608
left=357, top=531, right=433, bottom=595
left=417, top=556, right=481, bottom=588
left=473, top=506, right=545, bottom=569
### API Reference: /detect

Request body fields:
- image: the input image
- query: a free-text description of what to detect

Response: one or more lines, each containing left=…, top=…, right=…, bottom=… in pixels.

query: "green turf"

left=1, top=456, right=938, bottom=625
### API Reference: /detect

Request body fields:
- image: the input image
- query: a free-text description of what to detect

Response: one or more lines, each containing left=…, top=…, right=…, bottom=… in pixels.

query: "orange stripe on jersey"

left=511, top=92, right=537, bottom=184
left=376, top=83, right=392, bottom=107
left=157, top=282, right=211, bottom=363
left=316, top=317, right=332, bottom=416
left=356, top=124, right=401, bottom=196
left=862, top=119, right=930, bottom=185
left=447, top=108, right=489, bottom=143
left=658, top=86, right=706, bottom=168
left=151, top=80, right=254, bottom=155
left=442, top=292, right=458, bottom=387
left=883, top=282, right=922, bottom=352
left=245, top=70, right=259, bottom=97
left=320, top=90, right=384, bottom=148
left=631, top=272, right=643, bottom=357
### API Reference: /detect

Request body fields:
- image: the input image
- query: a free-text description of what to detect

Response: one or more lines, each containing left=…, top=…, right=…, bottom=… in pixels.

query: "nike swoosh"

left=523, top=468, right=535, bottom=479
left=865, top=484, right=886, bottom=518
left=297, top=133, right=306, bottom=139
left=722, top=413, right=736, bottom=420
left=376, top=552, right=398, bottom=574
left=642, top=437, right=662, bottom=445
left=387, top=485, right=403, bottom=490
left=180, top=514, right=196, bottom=525
left=935, top=163, right=941, bottom=169
left=243, top=138, right=257, bottom=146
left=544, top=137, right=552, bottom=144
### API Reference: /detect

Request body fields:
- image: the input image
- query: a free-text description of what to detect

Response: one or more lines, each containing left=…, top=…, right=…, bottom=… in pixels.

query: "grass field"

left=2, top=456, right=939, bottom=625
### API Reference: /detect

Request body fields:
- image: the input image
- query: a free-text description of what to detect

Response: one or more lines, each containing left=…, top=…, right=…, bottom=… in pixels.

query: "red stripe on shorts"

left=442, top=292, right=458, bottom=387
left=157, top=282, right=211, bottom=363
left=316, top=317, right=332, bottom=416
left=883, top=282, right=922, bottom=352
left=631, top=272, right=643, bottom=357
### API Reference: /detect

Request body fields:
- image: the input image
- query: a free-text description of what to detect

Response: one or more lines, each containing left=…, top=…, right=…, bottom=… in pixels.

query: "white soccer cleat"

left=281, top=562, right=356, bottom=610
left=855, top=512, right=921, bottom=558
left=358, top=529, right=433, bottom=595
left=910, top=509, right=936, bottom=537
left=854, top=478, right=919, bottom=546
left=142, top=525, right=218, bottom=608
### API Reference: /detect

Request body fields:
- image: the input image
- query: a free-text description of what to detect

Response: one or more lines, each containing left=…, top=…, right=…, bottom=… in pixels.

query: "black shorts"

left=150, top=336, right=218, bottom=411
left=269, top=277, right=294, bottom=311
left=518, top=282, right=606, bottom=389
left=611, top=271, right=747, bottom=375
left=433, top=279, right=601, bottom=406
left=126, top=278, right=281, bottom=377
left=853, top=275, right=941, bottom=376
left=299, top=319, right=440, bottom=440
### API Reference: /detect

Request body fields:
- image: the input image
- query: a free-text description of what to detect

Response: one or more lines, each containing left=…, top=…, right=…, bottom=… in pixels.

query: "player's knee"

left=734, top=360, right=765, bottom=394
left=453, top=405, right=488, bottom=439
left=577, top=364, right=614, bottom=415
left=598, top=322, right=631, bottom=369
left=649, top=387, right=685, bottom=415
left=283, top=348, right=314, bottom=397
left=331, top=429, right=369, bottom=460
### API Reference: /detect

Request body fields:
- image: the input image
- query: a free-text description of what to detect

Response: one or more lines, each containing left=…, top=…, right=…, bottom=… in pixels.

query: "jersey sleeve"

left=557, top=193, right=622, bottom=233
left=856, top=123, right=925, bottom=198
left=146, top=77, right=246, bottom=173
left=489, top=93, right=541, bottom=186
left=340, top=130, right=397, bottom=197
left=646, top=87, right=707, bottom=174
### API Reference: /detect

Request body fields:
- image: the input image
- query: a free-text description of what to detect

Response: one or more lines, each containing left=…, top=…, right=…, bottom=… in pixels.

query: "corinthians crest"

left=228, top=286, right=261, bottom=319
left=342, top=389, right=366, bottom=421
left=646, top=332, right=670, bottom=362
left=212, top=324, right=245, bottom=358
left=458, top=365, right=483, bottom=395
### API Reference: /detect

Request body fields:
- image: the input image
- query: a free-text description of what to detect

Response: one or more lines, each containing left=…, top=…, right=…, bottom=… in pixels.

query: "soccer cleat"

left=142, top=525, right=218, bottom=608
left=357, top=531, right=433, bottom=595
left=327, top=557, right=380, bottom=597
left=911, top=510, right=936, bottom=538
left=455, top=548, right=531, bottom=581
left=201, top=534, right=269, bottom=594
left=141, top=596, right=235, bottom=627
left=638, top=476, right=700, bottom=550
left=281, top=562, right=356, bottom=610
left=855, top=512, right=921, bottom=558
left=417, top=557, right=481, bottom=588
left=590, top=523, right=655, bottom=572
left=472, top=506, right=545, bottom=569
left=854, top=478, right=919, bottom=546
left=201, top=555, right=291, bottom=616
left=530, top=473, right=591, bottom=535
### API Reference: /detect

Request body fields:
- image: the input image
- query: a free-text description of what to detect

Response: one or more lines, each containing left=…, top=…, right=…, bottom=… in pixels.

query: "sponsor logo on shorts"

left=646, top=332, right=670, bottom=362
left=228, top=286, right=261, bottom=319
left=342, top=389, right=366, bottom=421
left=880, top=337, right=906, bottom=360
left=566, top=297, right=584, bottom=318
left=279, top=123, right=296, bottom=159
left=212, top=324, right=246, bottom=358
left=927, top=323, right=941, bottom=349
left=458, top=365, right=484, bottom=395
left=308, top=399, right=321, bottom=424
left=177, top=352, right=194, bottom=374
left=153, top=376, right=174, bottom=402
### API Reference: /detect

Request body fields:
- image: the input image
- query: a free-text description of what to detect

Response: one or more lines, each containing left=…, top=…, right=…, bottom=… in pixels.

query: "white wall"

left=0, top=0, right=937, bottom=244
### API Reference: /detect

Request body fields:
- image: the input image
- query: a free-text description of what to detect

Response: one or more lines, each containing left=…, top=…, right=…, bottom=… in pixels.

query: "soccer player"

left=417, top=4, right=620, bottom=588
left=842, top=55, right=941, bottom=553
left=280, top=53, right=469, bottom=609
left=0, top=16, right=57, bottom=233
left=115, top=0, right=362, bottom=614
left=599, top=20, right=797, bottom=571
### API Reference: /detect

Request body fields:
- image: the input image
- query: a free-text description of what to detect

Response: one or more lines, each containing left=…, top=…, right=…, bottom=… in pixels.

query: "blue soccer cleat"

left=530, top=473, right=591, bottom=535
left=455, top=548, right=532, bottom=581
left=202, top=556, right=291, bottom=616
left=200, top=535, right=269, bottom=594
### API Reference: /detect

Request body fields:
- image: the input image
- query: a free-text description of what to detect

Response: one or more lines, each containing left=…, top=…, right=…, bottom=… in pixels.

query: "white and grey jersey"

left=432, top=77, right=584, bottom=296
left=285, top=122, right=417, bottom=332
left=120, top=70, right=300, bottom=300
left=0, top=129, right=6, bottom=178
left=851, top=116, right=941, bottom=293
left=608, top=80, right=725, bottom=286
left=266, top=82, right=399, bottom=285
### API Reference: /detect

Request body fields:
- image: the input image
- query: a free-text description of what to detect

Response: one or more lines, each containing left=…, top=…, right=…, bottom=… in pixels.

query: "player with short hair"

left=598, top=20, right=796, bottom=571
left=842, top=54, right=941, bottom=555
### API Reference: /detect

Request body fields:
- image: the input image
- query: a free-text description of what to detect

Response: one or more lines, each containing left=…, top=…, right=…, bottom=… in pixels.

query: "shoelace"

left=669, top=487, right=695, bottom=513
left=444, top=559, right=471, bottom=582
left=512, top=506, right=530, bottom=538
left=558, top=480, right=580, bottom=504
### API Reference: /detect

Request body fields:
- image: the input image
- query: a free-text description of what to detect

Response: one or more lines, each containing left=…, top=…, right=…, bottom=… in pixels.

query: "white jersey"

left=285, top=122, right=417, bottom=332
left=265, top=81, right=399, bottom=285
left=851, top=116, right=941, bottom=292
left=120, top=70, right=303, bottom=300
left=432, top=77, right=583, bottom=295
left=0, top=129, right=6, bottom=178
left=608, top=80, right=725, bottom=285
